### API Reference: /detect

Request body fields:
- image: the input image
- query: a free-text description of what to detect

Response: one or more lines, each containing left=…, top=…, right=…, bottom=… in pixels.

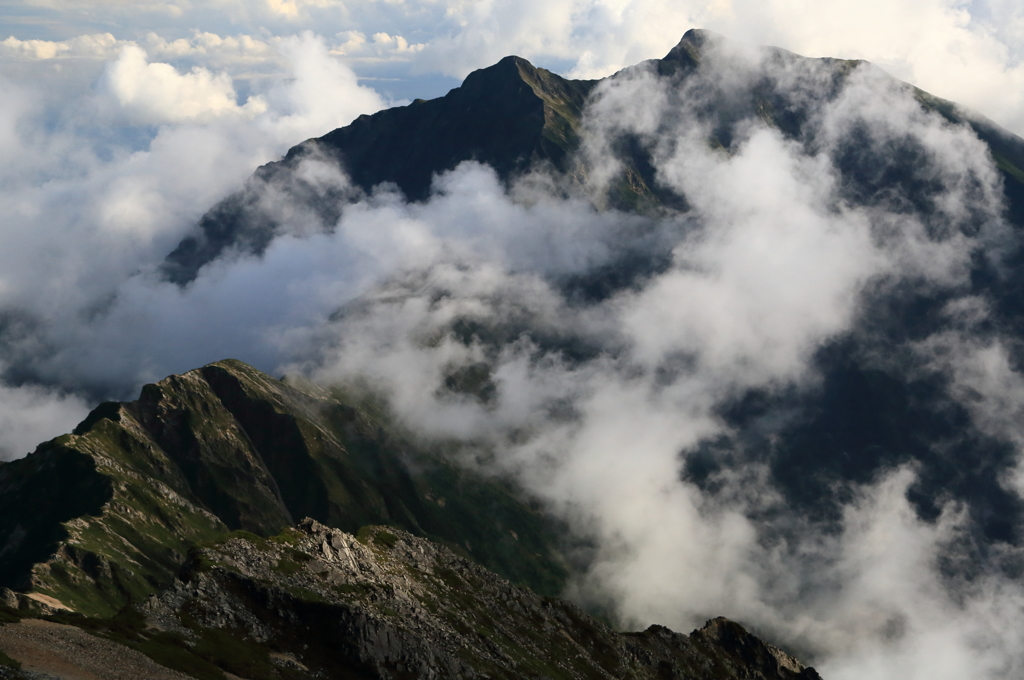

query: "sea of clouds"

left=5, top=3, right=1024, bottom=679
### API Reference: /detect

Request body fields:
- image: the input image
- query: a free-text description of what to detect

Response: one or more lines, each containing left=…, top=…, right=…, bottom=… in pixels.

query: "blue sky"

left=3, top=0, right=1024, bottom=128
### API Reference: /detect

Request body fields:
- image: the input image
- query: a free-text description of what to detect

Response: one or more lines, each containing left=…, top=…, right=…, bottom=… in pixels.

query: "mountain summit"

left=161, top=54, right=596, bottom=284
left=0, top=359, right=565, bottom=618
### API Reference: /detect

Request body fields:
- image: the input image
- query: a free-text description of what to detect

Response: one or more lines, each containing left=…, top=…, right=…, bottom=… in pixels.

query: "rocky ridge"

left=0, top=358, right=830, bottom=679
left=161, top=55, right=598, bottom=284
left=0, top=360, right=566, bottom=618
left=128, top=518, right=821, bottom=680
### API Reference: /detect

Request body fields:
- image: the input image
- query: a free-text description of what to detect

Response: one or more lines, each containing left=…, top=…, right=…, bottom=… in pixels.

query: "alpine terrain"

left=3, top=27, right=1024, bottom=679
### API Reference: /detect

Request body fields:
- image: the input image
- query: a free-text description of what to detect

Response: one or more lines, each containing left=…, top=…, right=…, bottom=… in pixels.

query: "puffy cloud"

left=264, top=0, right=339, bottom=19
left=0, top=33, right=122, bottom=60
left=0, top=32, right=384, bottom=405
left=262, top=49, right=1019, bottom=680
left=266, top=32, right=390, bottom=136
left=139, top=31, right=277, bottom=67
left=6, top=1, right=1024, bottom=132
left=702, top=0, right=1024, bottom=141
left=101, top=44, right=268, bottom=123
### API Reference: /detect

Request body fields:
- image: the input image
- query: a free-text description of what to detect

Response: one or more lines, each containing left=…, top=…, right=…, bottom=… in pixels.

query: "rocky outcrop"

left=0, top=360, right=566, bottom=617
left=133, top=519, right=820, bottom=680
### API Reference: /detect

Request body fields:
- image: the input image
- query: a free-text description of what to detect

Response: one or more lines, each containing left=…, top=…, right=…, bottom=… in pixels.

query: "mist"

left=281, top=41, right=1023, bottom=678
left=2, top=22, right=1024, bottom=680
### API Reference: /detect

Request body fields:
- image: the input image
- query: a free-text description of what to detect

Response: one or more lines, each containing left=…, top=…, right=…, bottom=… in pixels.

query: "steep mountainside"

left=136, top=520, right=821, bottom=679
left=0, top=360, right=566, bottom=618
left=0, top=366, right=828, bottom=679
left=155, top=29, right=1024, bottom=552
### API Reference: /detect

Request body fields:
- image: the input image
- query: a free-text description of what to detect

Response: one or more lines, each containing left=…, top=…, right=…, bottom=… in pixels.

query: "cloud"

left=6, top=2, right=1024, bottom=133
left=0, top=31, right=384, bottom=402
left=259, top=47, right=1020, bottom=679
left=709, top=0, right=1024, bottom=137
left=101, top=44, right=268, bottom=124
left=1, top=33, right=122, bottom=60
left=0, top=376, right=89, bottom=461
left=138, top=31, right=278, bottom=68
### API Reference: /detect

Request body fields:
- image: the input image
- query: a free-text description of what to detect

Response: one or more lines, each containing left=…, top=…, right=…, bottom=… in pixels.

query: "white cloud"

left=263, top=47, right=1019, bottom=680
left=1, top=33, right=123, bottom=60
left=101, top=44, right=267, bottom=124
left=0, top=31, right=384, bottom=398
left=5, top=2, right=1024, bottom=132
left=265, top=32, right=388, bottom=137
left=139, top=31, right=277, bottom=66
left=0, top=376, right=89, bottom=461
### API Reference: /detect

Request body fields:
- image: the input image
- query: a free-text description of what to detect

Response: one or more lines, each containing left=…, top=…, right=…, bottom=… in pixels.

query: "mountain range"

left=161, top=28, right=1024, bottom=562
left=3, top=27, right=1024, bottom=679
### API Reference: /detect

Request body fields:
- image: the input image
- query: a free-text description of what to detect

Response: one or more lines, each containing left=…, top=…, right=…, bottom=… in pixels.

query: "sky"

left=3, top=0, right=1024, bottom=128
left=5, top=2, right=1024, bottom=679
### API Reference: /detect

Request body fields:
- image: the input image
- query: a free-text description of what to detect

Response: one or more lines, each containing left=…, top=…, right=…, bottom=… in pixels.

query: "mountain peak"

left=678, top=27, right=725, bottom=49
left=161, top=54, right=596, bottom=284
left=460, top=54, right=529, bottom=87
left=161, top=29, right=1024, bottom=289
left=0, top=359, right=568, bottom=617
left=662, top=28, right=726, bottom=66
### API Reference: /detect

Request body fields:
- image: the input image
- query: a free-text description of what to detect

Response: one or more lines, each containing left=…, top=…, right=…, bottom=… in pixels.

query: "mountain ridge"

left=161, top=53, right=598, bottom=285
left=6, top=28, right=1024, bottom=679
left=1, top=517, right=823, bottom=680
left=161, top=29, right=1024, bottom=286
left=0, top=359, right=568, bottom=618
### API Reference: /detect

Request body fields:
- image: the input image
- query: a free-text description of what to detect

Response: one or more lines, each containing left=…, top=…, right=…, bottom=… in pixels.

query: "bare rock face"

left=138, top=519, right=821, bottom=680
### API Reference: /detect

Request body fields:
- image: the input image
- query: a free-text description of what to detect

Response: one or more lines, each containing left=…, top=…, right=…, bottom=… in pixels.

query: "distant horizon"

left=3, top=1, right=1024, bottom=135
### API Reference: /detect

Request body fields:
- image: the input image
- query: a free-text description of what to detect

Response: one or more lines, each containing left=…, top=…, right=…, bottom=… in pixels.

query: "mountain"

left=6, top=27, right=1024, bottom=680
left=160, top=28, right=1024, bottom=554
left=161, top=56, right=598, bottom=285
left=0, top=359, right=566, bottom=618
left=0, top=360, right=824, bottom=679
left=130, top=520, right=821, bottom=679
left=0, top=518, right=822, bottom=680
left=161, top=29, right=1024, bottom=285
